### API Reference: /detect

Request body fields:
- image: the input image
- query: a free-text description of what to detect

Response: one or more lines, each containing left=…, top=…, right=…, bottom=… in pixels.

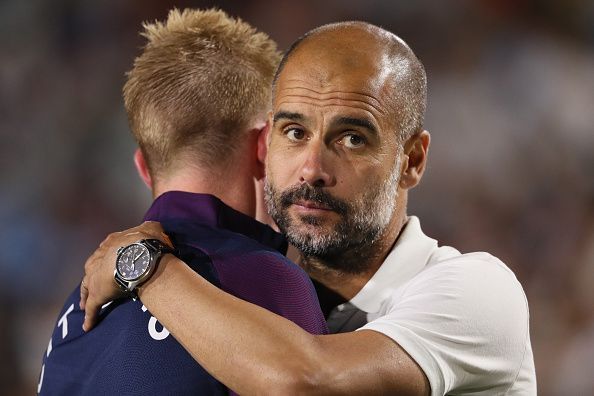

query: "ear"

left=255, top=120, right=270, bottom=180
left=265, top=111, right=273, bottom=147
left=133, top=148, right=153, bottom=190
left=399, top=130, right=430, bottom=190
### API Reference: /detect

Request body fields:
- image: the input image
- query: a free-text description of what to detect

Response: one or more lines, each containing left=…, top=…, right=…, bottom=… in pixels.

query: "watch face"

left=116, top=243, right=152, bottom=281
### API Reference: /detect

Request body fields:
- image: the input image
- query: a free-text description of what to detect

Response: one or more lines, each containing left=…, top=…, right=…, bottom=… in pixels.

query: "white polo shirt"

left=353, top=216, right=536, bottom=395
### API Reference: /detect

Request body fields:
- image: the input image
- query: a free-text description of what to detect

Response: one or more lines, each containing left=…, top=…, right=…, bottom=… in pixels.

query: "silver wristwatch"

left=114, top=239, right=174, bottom=296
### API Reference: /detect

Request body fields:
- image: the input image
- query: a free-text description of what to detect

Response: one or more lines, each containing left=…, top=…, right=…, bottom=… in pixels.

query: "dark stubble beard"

left=264, top=157, right=401, bottom=275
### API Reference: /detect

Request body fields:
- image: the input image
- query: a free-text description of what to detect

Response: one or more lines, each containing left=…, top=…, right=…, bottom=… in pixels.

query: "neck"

left=302, top=194, right=409, bottom=300
left=152, top=162, right=258, bottom=219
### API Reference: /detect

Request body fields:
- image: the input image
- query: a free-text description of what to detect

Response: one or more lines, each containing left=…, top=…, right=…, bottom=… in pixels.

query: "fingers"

left=142, top=221, right=165, bottom=234
left=159, top=232, right=174, bottom=249
left=123, top=221, right=164, bottom=237
left=97, top=222, right=167, bottom=248
left=125, top=222, right=173, bottom=248
left=80, top=249, right=102, bottom=312
left=82, top=294, right=101, bottom=332
left=110, top=222, right=170, bottom=246
left=79, top=277, right=88, bottom=310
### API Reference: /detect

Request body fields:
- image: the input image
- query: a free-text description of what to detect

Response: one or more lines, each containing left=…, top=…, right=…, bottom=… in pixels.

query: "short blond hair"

left=123, top=8, right=281, bottom=176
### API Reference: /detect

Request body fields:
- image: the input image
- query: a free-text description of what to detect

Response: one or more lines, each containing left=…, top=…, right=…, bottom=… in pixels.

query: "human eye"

left=339, top=133, right=366, bottom=149
left=284, top=127, right=306, bottom=142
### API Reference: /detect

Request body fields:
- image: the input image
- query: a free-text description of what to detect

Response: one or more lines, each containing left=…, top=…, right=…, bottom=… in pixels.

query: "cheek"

left=336, top=165, right=386, bottom=201
left=267, top=149, right=299, bottom=186
left=336, top=179, right=362, bottom=204
left=265, top=161, right=285, bottom=192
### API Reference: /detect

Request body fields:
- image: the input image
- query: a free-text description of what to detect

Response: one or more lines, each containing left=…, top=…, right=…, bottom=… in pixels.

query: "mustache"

left=279, top=184, right=348, bottom=215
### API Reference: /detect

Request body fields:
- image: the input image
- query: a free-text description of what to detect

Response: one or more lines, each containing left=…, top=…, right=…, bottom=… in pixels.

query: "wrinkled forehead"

left=274, top=29, right=405, bottom=108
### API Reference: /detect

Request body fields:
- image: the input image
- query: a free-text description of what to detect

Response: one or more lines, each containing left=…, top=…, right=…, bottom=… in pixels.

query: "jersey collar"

left=143, top=190, right=288, bottom=254
left=350, top=216, right=438, bottom=313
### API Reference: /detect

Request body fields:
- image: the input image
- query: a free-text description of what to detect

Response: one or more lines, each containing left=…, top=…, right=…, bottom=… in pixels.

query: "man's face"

left=264, top=38, right=404, bottom=272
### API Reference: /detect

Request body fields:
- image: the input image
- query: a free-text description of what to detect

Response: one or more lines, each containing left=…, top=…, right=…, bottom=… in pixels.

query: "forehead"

left=274, top=39, right=398, bottom=125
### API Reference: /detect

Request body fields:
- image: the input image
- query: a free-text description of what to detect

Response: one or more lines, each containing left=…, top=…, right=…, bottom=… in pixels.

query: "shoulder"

left=178, top=227, right=327, bottom=334
left=213, top=246, right=318, bottom=306
left=397, top=251, right=530, bottom=347
left=170, top=222, right=298, bottom=278
left=170, top=221, right=284, bottom=258
left=413, top=250, right=526, bottom=304
left=172, top=221, right=305, bottom=278
left=165, top=222, right=326, bottom=333
left=215, top=248, right=328, bottom=334
left=363, top=251, right=533, bottom=394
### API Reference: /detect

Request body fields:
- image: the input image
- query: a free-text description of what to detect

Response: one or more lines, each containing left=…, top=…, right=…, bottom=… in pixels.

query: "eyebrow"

left=333, top=116, right=378, bottom=135
left=272, top=112, right=379, bottom=135
left=273, top=111, right=305, bottom=123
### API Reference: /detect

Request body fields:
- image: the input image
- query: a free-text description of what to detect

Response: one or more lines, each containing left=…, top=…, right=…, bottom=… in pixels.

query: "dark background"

left=1, top=0, right=593, bottom=394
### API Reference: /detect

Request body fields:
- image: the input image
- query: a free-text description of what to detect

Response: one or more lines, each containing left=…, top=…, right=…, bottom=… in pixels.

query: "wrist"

left=137, top=253, right=178, bottom=298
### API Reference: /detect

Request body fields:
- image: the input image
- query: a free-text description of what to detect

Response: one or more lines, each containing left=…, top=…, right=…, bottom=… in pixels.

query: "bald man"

left=81, top=22, right=536, bottom=395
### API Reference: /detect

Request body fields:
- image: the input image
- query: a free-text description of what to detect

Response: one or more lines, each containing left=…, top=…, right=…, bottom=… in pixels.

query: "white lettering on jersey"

left=141, top=305, right=170, bottom=340
left=38, top=327, right=54, bottom=393
left=57, top=304, right=75, bottom=339
left=148, top=316, right=170, bottom=340
left=46, top=338, right=52, bottom=358
left=37, top=364, right=45, bottom=394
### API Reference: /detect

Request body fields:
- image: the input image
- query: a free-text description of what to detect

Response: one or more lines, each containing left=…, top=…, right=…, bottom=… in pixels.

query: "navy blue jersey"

left=38, top=192, right=327, bottom=395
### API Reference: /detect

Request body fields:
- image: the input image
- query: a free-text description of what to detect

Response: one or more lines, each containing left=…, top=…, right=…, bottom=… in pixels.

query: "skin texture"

left=81, top=23, right=431, bottom=395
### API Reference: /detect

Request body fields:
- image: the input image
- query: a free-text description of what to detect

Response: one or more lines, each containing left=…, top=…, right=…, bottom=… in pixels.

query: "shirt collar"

left=350, top=216, right=438, bottom=313
left=143, top=190, right=288, bottom=253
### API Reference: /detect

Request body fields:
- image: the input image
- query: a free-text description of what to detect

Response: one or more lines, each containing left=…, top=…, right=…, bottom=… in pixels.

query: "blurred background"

left=1, top=0, right=593, bottom=394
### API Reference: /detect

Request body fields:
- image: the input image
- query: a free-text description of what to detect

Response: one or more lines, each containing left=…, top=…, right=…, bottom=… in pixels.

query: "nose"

left=299, top=142, right=336, bottom=187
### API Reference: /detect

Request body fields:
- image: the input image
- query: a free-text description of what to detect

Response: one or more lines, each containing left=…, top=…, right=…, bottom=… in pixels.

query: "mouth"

left=293, top=199, right=334, bottom=212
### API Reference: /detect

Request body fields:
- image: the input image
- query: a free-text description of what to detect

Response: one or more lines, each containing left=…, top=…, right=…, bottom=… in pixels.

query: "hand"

left=79, top=221, right=172, bottom=332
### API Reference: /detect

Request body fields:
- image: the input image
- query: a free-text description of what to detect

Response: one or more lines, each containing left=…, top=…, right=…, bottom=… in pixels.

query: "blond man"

left=37, top=9, right=326, bottom=395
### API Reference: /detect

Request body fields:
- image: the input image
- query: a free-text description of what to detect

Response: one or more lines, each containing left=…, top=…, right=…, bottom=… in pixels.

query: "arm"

left=81, top=223, right=429, bottom=395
